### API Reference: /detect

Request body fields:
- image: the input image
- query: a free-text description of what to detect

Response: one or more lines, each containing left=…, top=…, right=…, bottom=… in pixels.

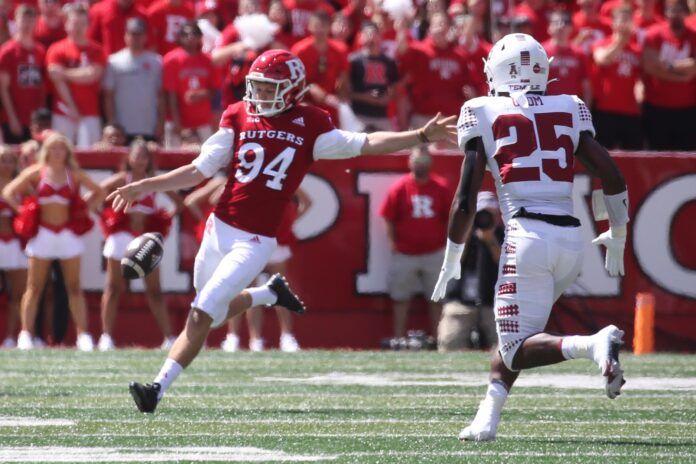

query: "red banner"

left=1, top=150, right=695, bottom=350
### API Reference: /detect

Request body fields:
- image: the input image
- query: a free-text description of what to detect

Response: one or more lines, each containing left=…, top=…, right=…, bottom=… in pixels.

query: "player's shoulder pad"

left=462, top=96, right=490, bottom=109
left=219, top=101, right=245, bottom=128
left=296, top=104, right=336, bottom=132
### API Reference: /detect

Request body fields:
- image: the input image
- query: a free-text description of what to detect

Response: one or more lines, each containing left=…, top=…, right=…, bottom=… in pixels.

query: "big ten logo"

left=80, top=169, right=190, bottom=293
left=411, top=194, right=434, bottom=218
left=165, top=15, right=188, bottom=43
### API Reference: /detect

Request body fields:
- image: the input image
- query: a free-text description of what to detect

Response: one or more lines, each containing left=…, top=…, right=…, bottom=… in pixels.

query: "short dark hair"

left=179, top=20, right=203, bottom=37
left=31, top=108, right=51, bottom=124
left=310, top=9, right=332, bottom=25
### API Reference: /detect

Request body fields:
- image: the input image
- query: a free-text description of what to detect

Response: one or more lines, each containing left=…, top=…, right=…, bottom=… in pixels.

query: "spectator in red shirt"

left=291, top=10, right=349, bottom=124
left=88, top=0, right=147, bottom=56
left=543, top=11, right=592, bottom=103
left=398, top=12, right=469, bottom=129
left=513, top=0, right=550, bottom=42
left=268, top=0, right=295, bottom=49
left=212, top=0, right=285, bottom=107
left=571, top=0, right=612, bottom=55
left=34, top=0, right=66, bottom=49
left=283, top=0, right=334, bottom=41
left=0, top=5, right=46, bottom=144
left=634, top=0, right=666, bottom=45
left=379, top=147, right=450, bottom=340
left=46, top=4, right=105, bottom=147
left=455, top=14, right=491, bottom=98
left=163, top=21, right=220, bottom=147
left=147, top=0, right=195, bottom=56
left=642, top=0, right=696, bottom=150
left=687, top=0, right=696, bottom=30
left=592, top=6, right=643, bottom=149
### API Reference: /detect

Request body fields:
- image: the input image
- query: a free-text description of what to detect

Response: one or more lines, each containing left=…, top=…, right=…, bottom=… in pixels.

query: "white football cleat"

left=160, top=336, right=176, bottom=350
left=249, top=338, right=265, bottom=352
left=458, top=397, right=501, bottom=442
left=76, top=333, right=94, bottom=352
left=98, top=334, right=115, bottom=352
left=279, top=333, right=300, bottom=352
left=591, top=325, right=626, bottom=399
left=221, top=333, right=239, bottom=352
left=17, top=330, right=33, bottom=350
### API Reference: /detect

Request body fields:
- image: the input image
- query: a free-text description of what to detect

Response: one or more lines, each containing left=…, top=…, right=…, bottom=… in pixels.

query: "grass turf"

left=0, top=349, right=694, bottom=463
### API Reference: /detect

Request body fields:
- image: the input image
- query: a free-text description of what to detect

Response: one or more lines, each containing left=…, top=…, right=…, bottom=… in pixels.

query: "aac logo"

left=509, top=63, right=518, bottom=78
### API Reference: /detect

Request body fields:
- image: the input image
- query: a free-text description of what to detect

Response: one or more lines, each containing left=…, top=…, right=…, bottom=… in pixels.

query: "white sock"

left=561, top=335, right=594, bottom=360
left=473, top=381, right=508, bottom=426
left=153, top=358, right=183, bottom=400
left=247, top=285, right=278, bottom=307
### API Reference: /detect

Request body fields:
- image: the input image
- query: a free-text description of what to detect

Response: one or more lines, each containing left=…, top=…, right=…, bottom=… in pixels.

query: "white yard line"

left=256, top=372, right=696, bottom=390
left=0, top=446, right=334, bottom=462
left=0, top=417, right=75, bottom=427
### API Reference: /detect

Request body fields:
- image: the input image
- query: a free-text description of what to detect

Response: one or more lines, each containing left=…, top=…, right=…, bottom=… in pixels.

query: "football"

left=120, top=232, right=165, bottom=280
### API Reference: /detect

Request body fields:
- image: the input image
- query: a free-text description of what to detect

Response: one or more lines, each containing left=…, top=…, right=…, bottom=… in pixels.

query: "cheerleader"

left=0, top=147, right=27, bottom=348
left=2, top=133, right=104, bottom=350
left=98, top=139, right=182, bottom=351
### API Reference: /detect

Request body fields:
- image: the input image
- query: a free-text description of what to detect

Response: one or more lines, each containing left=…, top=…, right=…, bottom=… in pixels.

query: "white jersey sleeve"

left=192, top=128, right=235, bottom=178
left=572, top=95, right=595, bottom=137
left=456, top=98, right=485, bottom=150
left=313, top=129, right=368, bottom=160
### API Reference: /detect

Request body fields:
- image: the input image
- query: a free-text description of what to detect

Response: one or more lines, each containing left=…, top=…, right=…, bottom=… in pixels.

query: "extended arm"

left=431, top=137, right=487, bottom=301
left=575, top=131, right=629, bottom=276
left=360, top=113, right=456, bottom=155
left=2, top=166, right=40, bottom=212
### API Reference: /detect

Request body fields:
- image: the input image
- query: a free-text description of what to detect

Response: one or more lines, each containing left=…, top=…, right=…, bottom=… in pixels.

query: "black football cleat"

left=129, top=381, right=161, bottom=413
left=267, top=273, right=306, bottom=314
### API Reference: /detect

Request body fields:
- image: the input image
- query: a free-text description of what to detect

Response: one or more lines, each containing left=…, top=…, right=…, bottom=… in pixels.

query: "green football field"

left=0, top=349, right=694, bottom=463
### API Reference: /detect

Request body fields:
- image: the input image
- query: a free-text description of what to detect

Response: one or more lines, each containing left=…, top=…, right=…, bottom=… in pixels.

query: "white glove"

left=592, top=225, right=627, bottom=277
left=431, top=239, right=465, bottom=302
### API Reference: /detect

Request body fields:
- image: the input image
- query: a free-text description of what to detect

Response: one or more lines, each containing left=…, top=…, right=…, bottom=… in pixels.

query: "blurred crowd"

left=0, top=0, right=691, bottom=151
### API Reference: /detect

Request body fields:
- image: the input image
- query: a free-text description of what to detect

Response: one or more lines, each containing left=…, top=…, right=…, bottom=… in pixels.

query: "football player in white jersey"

left=431, top=34, right=629, bottom=441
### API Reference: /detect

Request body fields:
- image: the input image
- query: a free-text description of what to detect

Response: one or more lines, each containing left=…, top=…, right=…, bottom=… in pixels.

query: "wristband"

left=604, top=190, right=629, bottom=227
left=417, top=128, right=430, bottom=144
left=443, top=238, right=465, bottom=265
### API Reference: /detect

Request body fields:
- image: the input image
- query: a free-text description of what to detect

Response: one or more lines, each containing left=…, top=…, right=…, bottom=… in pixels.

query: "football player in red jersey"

left=107, top=49, right=456, bottom=413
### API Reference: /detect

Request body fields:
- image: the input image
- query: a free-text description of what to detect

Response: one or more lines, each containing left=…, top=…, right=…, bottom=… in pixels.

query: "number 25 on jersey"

left=493, top=111, right=575, bottom=184
left=235, top=143, right=296, bottom=191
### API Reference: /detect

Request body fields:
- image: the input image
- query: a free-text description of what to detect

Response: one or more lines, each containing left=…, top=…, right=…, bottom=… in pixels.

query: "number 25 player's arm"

left=106, top=113, right=458, bottom=212
left=432, top=131, right=629, bottom=301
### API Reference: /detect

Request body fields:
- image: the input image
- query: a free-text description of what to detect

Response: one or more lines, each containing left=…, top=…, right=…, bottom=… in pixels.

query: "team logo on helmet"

left=509, top=64, right=518, bottom=78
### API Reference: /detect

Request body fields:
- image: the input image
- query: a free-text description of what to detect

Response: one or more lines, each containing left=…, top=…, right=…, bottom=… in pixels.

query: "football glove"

left=592, top=225, right=627, bottom=277
left=431, top=239, right=465, bottom=302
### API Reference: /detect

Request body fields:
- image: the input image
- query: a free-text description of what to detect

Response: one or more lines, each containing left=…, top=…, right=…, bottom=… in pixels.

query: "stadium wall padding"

left=0, top=149, right=694, bottom=350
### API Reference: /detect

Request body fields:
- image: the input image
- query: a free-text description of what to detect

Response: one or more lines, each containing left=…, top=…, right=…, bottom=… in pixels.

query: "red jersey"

left=643, top=23, right=696, bottom=108
left=212, top=102, right=336, bottom=237
left=634, top=12, right=665, bottom=46
left=88, top=0, right=148, bottom=56
left=687, top=14, right=696, bottom=32
left=456, top=37, right=491, bottom=97
left=45, top=38, right=106, bottom=116
left=571, top=11, right=611, bottom=55
left=379, top=174, right=450, bottom=255
left=146, top=0, right=195, bottom=56
left=0, top=39, right=46, bottom=126
left=276, top=201, right=298, bottom=245
left=282, top=0, right=334, bottom=39
left=543, top=41, right=587, bottom=97
left=513, top=2, right=550, bottom=42
left=291, top=37, right=348, bottom=122
left=163, top=47, right=220, bottom=129
left=591, top=37, right=641, bottom=115
left=34, top=17, right=66, bottom=49
left=400, top=38, right=468, bottom=116
left=291, top=37, right=348, bottom=95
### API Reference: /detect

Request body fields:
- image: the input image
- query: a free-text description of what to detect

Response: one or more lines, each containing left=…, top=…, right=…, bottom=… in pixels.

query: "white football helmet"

left=483, top=33, right=551, bottom=97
